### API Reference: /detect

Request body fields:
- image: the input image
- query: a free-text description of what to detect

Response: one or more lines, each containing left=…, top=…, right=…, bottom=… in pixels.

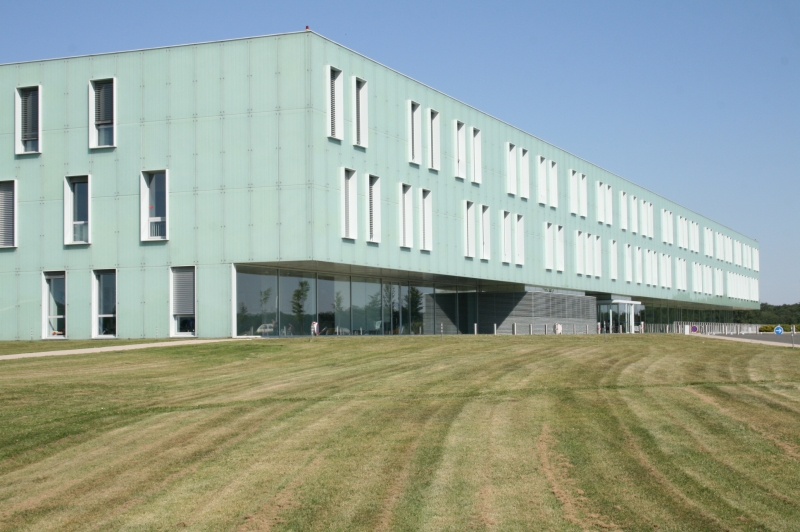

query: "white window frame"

left=648, top=202, right=655, bottom=237
left=596, top=181, right=605, bottom=223
left=352, top=76, right=368, bottom=147
left=366, top=174, right=381, bottom=243
left=464, top=201, right=475, bottom=258
left=341, top=168, right=358, bottom=239
left=556, top=225, right=565, bottom=272
left=408, top=101, right=422, bottom=164
left=42, top=271, right=67, bottom=339
left=0, top=180, right=18, bottom=248
left=584, top=232, right=594, bottom=277
left=548, top=160, right=558, bottom=207
left=454, top=121, right=466, bottom=179
left=569, top=170, right=579, bottom=215
left=610, top=240, right=618, bottom=280
left=537, top=156, right=547, bottom=205
left=594, top=235, right=602, bottom=278
left=519, top=149, right=530, bottom=199
left=506, top=143, right=517, bottom=195
left=480, top=205, right=490, bottom=260
left=579, top=174, right=588, bottom=218
left=515, top=214, right=524, bottom=265
left=470, top=127, right=482, bottom=183
left=630, top=195, right=638, bottom=234
left=170, top=266, right=197, bottom=337
left=15, top=85, right=42, bottom=154
left=92, top=269, right=117, bottom=338
left=501, top=210, right=511, bottom=263
left=635, top=247, right=643, bottom=284
left=140, top=170, right=169, bottom=241
left=620, top=191, right=628, bottom=230
left=420, top=188, right=432, bottom=251
left=88, top=78, right=116, bottom=149
left=604, top=184, right=613, bottom=226
left=400, top=183, right=413, bottom=248
left=428, top=109, right=440, bottom=170
left=625, top=244, right=633, bottom=283
left=64, top=174, right=92, bottom=245
left=544, top=222, right=554, bottom=271
left=326, top=67, right=343, bottom=140
left=576, top=230, right=584, bottom=275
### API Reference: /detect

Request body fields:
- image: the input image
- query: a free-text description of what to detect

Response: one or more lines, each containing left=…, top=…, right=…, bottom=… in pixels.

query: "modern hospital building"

left=0, top=31, right=760, bottom=340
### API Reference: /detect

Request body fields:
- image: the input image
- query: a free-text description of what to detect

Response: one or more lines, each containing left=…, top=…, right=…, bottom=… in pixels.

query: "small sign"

left=691, top=325, right=698, bottom=333
left=775, top=326, right=784, bottom=335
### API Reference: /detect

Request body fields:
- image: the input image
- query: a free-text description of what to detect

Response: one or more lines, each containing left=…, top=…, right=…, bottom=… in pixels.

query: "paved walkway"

left=699, top=334, right=798, bottom=349
left=0, top=338, right=248, bottom=361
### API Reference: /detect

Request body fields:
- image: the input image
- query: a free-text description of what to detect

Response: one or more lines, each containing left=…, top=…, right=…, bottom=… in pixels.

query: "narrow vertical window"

left=620, top=191, right=628, bottom=230
left=409, top=101, right=421, bottom=164
left=635, top=247, right=643, bottom=284
left=506, top=143, right=517, bottom=195
left=43, top=272, right=66, bottom=338
left=536, top=156, right=547, bottom=204
left=400, top=184, right=413, bottom=248
left=367, top=174, right=381, bottom=243
left=16, top=86, right=41, bottom=153
left=580, top=174, right=588, bottom=217
left=502, top=211, right=511, bottom=263
left=519, top=149, right=530, bottom=199
left=610, top=240, right=618, bottom=280
left=556, top=225, right=565, bottom=272
left=648, top=202, right=655, bottom=237
left=140, top=171, right=168, bottom=241
left=569, top=170, right=579, bottom=214
left=596, top=182, right=605, bottom=223
left=605, top=185, right=613, bottom=226
left=65, top=176, right=90, bottom=245
left=455, top=121, right=466, bottom=178
left=172, top=267, right=196, bottom=336
left=0, top=180, right=16, bottom=248
left=470, top=127, right=482, bottom=183
left=327, top=67, right=343, bottom=139
left=428, top=109, right=440, bottom=170
left=630, top=195, right=638, bottom=234
left=575, top=230, right=584, bottom=275
left=481, top=205, right=490, bottom=260
left=353, top=77, right=368, bottom=147
left=584, top=232, right=594, bottom=277
left=544, top=222, right=554, bottom=270
left=594, top=235, right=602, bottom=278
left=464, top=201, right=475, bottom=257
left=548, top=160, right=558, bottom=207
left=420, top=189, right=432, bottom=251
left=515, top=214, right=524, bottom=265
left=625, top=244, right=632, bottom=282
left=341, top=168, right=357, bottom=239
left=90, top=79, right=115, bottom=148
left=753, top=248, right=759, bottom=271
left=94, top=270, right=116, bottom=338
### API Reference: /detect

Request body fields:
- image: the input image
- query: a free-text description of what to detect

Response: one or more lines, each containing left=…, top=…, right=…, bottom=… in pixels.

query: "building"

left=0, top=31, right=760, bottom=340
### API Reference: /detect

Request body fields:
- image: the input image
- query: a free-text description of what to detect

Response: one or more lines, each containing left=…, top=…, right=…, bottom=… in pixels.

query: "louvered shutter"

left=95, top=81, right=114, bottom=125
left=0, top=182, right=14, bottom=247
left=172, top=268, right=195, bottom=315
left=20, top=88, right=38, bottom=141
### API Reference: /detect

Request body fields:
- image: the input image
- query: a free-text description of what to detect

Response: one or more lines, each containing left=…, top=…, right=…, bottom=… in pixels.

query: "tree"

left=291, top=281, right=310, bottom=330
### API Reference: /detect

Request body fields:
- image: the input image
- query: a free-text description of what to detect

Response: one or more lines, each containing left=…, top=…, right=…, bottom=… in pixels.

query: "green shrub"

left=759, top=324, right=799, bottom=333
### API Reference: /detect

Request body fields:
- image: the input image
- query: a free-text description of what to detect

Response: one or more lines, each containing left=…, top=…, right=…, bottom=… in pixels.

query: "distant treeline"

left=734, top=303, right=800, bottom=325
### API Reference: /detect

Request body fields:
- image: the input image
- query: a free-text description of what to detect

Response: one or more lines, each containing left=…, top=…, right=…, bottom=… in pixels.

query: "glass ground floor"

left=235, top=264, right=738, bottom=337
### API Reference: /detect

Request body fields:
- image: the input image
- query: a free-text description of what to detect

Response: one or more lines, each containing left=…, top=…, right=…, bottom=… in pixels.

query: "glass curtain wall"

left=234, top=266, right=482, bottom=336
left=352, top=277, right=382, bottom=335
left=318, top=275, right=351, bottom=334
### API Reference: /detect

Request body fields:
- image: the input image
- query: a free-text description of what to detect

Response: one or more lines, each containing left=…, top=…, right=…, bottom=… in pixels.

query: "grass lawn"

left=1, top=335, right=799, bottom=531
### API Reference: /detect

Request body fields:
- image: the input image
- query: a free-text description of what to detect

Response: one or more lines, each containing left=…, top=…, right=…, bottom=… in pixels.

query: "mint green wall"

left=0, top=32, right=759, bottom=340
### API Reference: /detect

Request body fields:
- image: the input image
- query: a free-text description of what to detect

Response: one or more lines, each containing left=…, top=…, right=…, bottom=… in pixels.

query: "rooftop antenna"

left=306, top=26, right=310, bottom=31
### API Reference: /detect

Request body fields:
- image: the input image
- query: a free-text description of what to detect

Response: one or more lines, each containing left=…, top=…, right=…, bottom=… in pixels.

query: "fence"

left=666, top=322, right=761, bottom=335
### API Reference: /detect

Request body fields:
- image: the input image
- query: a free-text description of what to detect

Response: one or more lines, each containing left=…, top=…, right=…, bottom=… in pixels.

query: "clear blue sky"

left=3, top=0, right=797, bottom=305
